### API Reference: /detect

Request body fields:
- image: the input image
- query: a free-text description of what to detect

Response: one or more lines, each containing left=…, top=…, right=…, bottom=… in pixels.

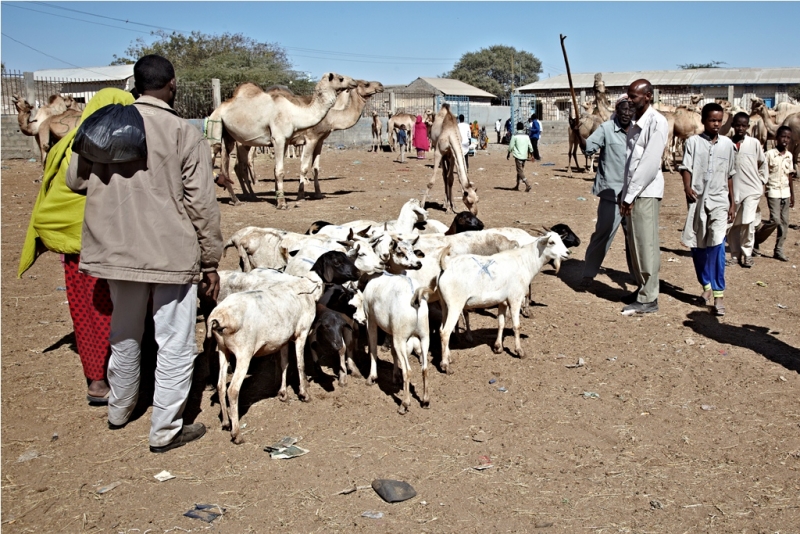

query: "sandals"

left=87, top=390, right=110, bottom=405
left=713, top=297, right=726, bottom=316
left=700, top=289, right=713, bottom=306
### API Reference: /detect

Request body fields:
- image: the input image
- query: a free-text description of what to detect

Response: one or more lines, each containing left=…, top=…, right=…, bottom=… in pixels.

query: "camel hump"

left=232, top=83, right=265, bottom=99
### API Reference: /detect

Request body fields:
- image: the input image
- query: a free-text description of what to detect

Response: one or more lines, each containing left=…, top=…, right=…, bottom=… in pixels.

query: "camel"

left=289, top=79, right=384, bottom=200
left=388, top=109, right=433, bottom=151
left=371, top=111, right=382, bottom=152
left=567, top=113, right=603, bottom=178
left=591, top=73, right=613, bottom=121
left=213, top=72, right=357, bottom=209
left=775, top=101, right=800, bottom=125
left=12, top=94, right=82, bottom=164
left=421, top=104, right=479, bottom=215
left=752, top=98, right=800, bottom=168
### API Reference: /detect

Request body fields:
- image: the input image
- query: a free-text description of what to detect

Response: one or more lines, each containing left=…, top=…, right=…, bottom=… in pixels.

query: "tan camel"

left=12, top=94, right=81, bottom=164
left=371, top=111, right=382, bottom=152
left=213, top=72, right=357, bottom=208
left=388, top=109, right=434, bottom=151
left=422, top=104, right=479, bottom=215
left=752, top=98, right=800, bottom=167
left=289, top=80, right=384, bottom=200
left=775, top=101, right=800, bottom=125
left=567, top=113, right=603, bottom=178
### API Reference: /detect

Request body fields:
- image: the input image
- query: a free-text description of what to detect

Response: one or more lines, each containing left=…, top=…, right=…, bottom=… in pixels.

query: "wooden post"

left=211, top=78, right=221, bottom=109
left=559, top=35, right=580, bottom=122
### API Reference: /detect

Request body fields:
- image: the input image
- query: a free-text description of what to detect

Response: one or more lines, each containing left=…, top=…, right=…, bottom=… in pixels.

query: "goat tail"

left=439, top=244, right=452, bottom=271
left=410, top=287, right=433, bottom=310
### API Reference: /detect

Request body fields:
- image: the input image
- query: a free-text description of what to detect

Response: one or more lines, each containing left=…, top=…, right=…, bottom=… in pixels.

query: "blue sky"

left=2, top=1, right=799, bottom=85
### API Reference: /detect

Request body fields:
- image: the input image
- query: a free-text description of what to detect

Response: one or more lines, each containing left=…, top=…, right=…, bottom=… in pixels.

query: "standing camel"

left=388, top=109, right=434, bottom=151
left=422, top=104, right=479, bottom=215
left=12, top=94, right=81, bottom=164
left=213, top=72, right=357, bottom=209
left=567, top=114, right=603, bottom=177
left=371, top=111, right=382, bottom=152
left=290, top=80, right=384, bottom=199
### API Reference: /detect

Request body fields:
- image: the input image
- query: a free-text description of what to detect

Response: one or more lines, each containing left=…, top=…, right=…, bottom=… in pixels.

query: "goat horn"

left=542, top=226, right=552, bottom=233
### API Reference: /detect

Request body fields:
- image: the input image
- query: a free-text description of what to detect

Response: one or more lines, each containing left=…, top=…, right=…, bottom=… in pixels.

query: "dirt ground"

left=2, top=140, right=799, bottom=533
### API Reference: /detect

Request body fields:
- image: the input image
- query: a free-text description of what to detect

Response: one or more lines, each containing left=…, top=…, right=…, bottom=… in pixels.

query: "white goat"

left=437, top=232, right=570, bottom=373
left=208, top=275, right=323, bottom=444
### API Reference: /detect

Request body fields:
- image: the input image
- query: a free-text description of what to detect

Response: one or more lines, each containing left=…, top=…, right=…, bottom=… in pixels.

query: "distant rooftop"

left=33, top=65, right=134, bottom=81
left=415, top=77, right=497, bottom=98
left=517, top=67, right=800, bottom=92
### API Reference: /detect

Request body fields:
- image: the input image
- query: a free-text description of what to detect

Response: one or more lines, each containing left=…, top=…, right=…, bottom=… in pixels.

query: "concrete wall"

left=1, top=115, right=40, bottom=160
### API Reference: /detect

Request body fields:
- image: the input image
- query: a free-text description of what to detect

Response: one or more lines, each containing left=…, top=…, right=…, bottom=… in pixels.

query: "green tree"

left=111, top=30, right=314, bottom=93
left=678, top=61, right=726, bottom=69
left=444, top=45, right=542, bottom=99
left=789, top=85, right=800, bottom=101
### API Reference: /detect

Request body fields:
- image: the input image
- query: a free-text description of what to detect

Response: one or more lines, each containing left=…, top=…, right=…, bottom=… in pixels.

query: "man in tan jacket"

left=68, top=55, right=222, bottom=453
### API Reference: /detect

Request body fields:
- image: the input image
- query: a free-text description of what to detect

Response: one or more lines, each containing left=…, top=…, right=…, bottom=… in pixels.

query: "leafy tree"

left=444, top=45, right=542, bottom=99
left=678, top=61, right=727, bottom=69
left=111, top=31, right=314, bottom=94
left=789, top=85, right=800, bottom=101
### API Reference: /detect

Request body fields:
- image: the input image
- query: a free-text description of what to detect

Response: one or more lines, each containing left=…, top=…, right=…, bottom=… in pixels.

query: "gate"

left=435, top=95, right=469, bottom=123
left=510, top=94, right=537, bottom=130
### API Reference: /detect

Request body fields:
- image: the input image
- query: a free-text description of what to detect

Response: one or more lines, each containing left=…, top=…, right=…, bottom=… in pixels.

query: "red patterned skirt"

left=62, top=254, right=112, bottom=381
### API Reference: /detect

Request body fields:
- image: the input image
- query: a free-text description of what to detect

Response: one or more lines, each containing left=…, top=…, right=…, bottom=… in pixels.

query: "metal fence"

left=2, top=69, right=130, bottom=115
left=1, top=71, right=25, bottom=115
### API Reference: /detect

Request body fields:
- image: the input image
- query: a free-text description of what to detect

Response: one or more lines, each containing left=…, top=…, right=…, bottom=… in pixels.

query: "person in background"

left=574, top=95, right=635, bottom=288
left=727, top=112, right=767, bottom=268
left=19, top=88, right=135, bottom=405
left=754, top=125, right=795, bottom=261
left=679, top=103, right=736, bottom=316
left=458, top=114, right=471, bottom=170
left=495, top=117, right=502, bottom=144
left=67, top=55, right=222, bottom=453
left=396, top=123, right=408, bottom=163
left=470, top=120, right=479, bottom=141
left=528, top=113, right=542, bottom=161
left=413, top=115, right=430, bottom=159
left=507, top=121, right=533, bottom=192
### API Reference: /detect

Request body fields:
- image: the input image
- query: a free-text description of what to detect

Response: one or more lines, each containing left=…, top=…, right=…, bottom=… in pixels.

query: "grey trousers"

left=582, top=197, right=631, bottom=279
left=626, top=197, right=661, bottom=303
left=755, top=197, right=791, bottom=254
left=107, top=280, right=198, bottom=447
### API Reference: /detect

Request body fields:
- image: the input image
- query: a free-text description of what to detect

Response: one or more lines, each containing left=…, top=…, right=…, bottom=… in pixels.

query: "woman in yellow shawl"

left=19, top=88, right=135, bottom=404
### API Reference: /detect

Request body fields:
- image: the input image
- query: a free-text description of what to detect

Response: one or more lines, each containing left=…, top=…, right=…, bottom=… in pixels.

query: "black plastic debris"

left=184, top=504, right=223, bottom=523
left=371, top=479, right=417, bottom=503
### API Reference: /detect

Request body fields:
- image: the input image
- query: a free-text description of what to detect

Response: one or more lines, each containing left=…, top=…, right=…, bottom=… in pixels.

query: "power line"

left=284, top=46, right=458, bottom=62
left=33, top=1, right=186, bottom=33
left=4, top=3, right=152, bottom=34
left=1, top=32, right=118, bottom=77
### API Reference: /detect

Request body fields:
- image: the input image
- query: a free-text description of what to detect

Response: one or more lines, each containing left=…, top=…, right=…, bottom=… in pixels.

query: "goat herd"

left=202, top=199, right=579, bottom=444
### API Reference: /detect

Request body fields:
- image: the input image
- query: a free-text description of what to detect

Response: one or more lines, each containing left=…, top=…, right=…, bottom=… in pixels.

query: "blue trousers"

left=691, top=241, right=726, bottom=292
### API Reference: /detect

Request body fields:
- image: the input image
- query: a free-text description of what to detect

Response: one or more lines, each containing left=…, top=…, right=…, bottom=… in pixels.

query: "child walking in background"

left=507, top=121, right=533, bottom=192
left=396, top=124, right=407, bottom=163
left=679, top=103, right=736, bottom=316
left=754, top=125, right=796, bottom=261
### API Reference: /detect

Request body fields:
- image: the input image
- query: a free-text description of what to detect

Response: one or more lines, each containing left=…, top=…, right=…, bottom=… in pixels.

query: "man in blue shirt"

left=528, top=113, right=542, bottom=161
left=575, top=95, right=635, bottom=288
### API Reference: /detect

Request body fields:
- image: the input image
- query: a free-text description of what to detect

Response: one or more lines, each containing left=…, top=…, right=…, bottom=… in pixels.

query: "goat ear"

left=414, top=250, right=425, bottom=258
left=412, top=235, right=420, bottom=245
left=323, top=261, right=335, bottom=283
left=346, top=229, right=355, bottom=241
left=357, top=226, right=371, bottom=238
left=289, top=249, right=299, bottom=257
left=328, top=73, right=334, bottom=82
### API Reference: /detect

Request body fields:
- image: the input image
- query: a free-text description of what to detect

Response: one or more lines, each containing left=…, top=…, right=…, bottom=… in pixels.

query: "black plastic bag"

left=73, top=104, right=147, bottom=164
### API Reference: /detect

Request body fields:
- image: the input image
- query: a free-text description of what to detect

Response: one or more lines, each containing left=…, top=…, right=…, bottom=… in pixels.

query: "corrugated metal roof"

left=34, top=65, right=134, bottom=81
left=417, top=77, right=497, bottom=98
left=517, top=67, right=800, bottom=92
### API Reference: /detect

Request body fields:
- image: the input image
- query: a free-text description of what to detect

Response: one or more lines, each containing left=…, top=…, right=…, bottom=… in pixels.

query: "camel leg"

left=297, top=141, right=312, bottom=202
left=310, top=142, right=325, bottom=199
left=422, top=148, right=441, bottom=209
left=271, top=137, right=288, bottom=210
left=235, top=144, right=256, bottom=200
left=220, top=133, right=242, bottom=206
left=444, top=157, right=456, bottom=213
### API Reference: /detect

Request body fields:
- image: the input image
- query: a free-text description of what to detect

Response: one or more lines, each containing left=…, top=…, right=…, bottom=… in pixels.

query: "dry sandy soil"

left=2, top=140, right=799, bottom=533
